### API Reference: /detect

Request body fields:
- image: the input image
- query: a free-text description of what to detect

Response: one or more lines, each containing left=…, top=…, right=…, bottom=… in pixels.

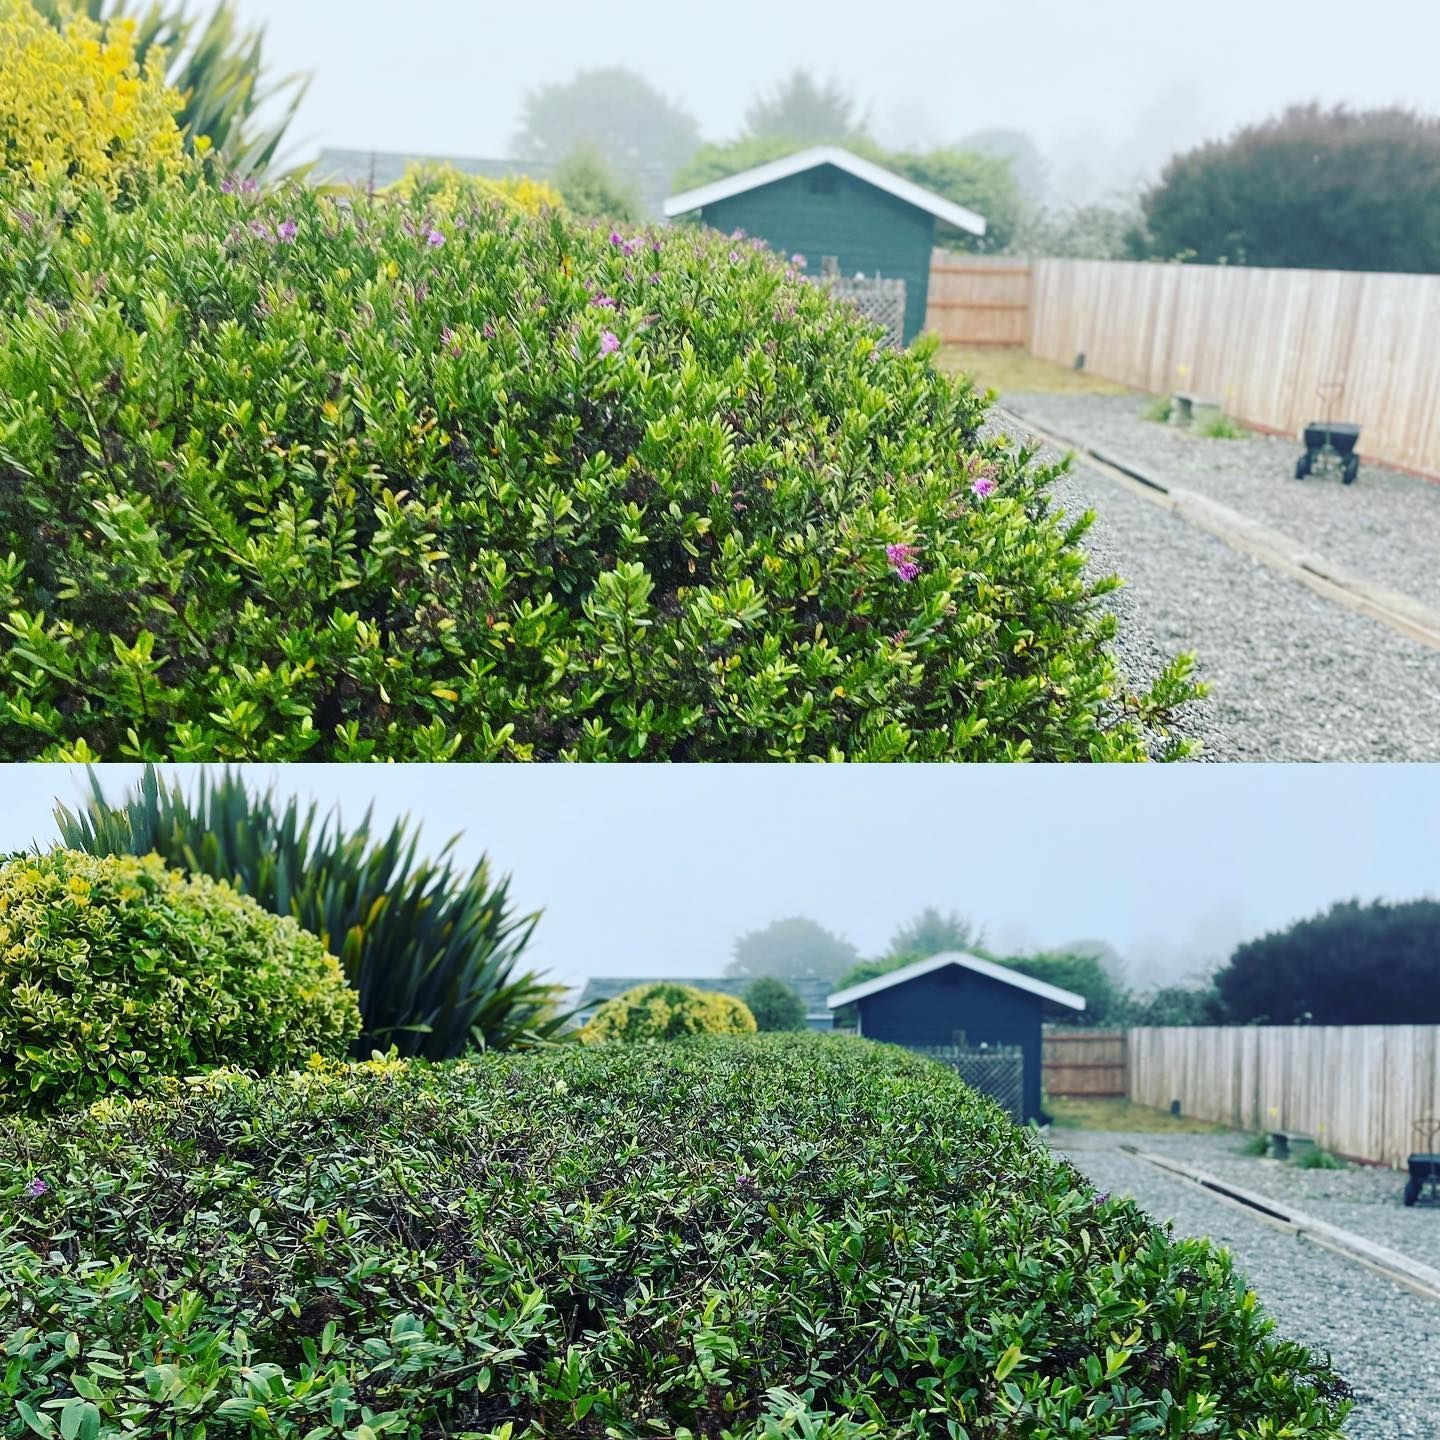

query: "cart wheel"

left=1295, top=454, right=1312, bottom=480
left=1342, top=455, right=1359, bottom=485
left=1404, top=1175, right=1422, bottom=1206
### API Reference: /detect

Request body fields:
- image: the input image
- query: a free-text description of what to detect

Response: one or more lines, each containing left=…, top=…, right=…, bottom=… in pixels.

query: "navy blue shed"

left=826, top=953, right=1086, bottom=1122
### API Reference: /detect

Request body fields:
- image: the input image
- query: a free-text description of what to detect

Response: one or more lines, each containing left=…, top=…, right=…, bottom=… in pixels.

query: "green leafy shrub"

left=579, top=981, right=755, bottom=1043
left=0, top=170, right=1198, bottom=761
left=0, top=1036, right=1351, bottom=1436
left=552, top=141, right=642, bottom=222
left=0, top=848, right=358, bottom=1115
left=1240, top=1131, right=1271, bottom=1156
left=1197, top=413, right=1248, bottom=439
left=53, top=764, right=562, bottom=1058
left=1142, top=395, right=1173, bottom=423
left=742, top=975, right=806, bottom=1031
left=1295, top=1146, right=1347, bottom=1170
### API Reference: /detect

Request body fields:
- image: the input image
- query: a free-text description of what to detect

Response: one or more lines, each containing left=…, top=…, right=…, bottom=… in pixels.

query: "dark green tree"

left=1213, top=899, right=1440, bottom=1024
left=889, top=148, right=1023, bottom=252
left=886, top=907, right=979, bottom=959
left=1002, top=951, right=1127, bottom=1027
left=552, top=142, right=642, bottom=222
left=1126, top=984, right=1222, bottom=1026
left=742, top=976, right=807, bottom=1031
left=743, top=69, right=868, bottom=145
left=1132, top=103, right=1440, bottom=272
left=726, top=917, right=859, bottom=982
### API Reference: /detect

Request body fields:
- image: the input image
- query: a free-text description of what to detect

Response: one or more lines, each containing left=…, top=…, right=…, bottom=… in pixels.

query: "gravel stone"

left=987, top=411, right=1440, bottom=762
left=1052, top=1130, right=1440, bottom=1439
left=1006, top=391, right=1440, bottom=611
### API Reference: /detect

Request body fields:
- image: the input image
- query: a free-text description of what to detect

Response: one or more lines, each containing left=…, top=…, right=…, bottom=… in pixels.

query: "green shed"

left=663, top=145, right=987, bottom=345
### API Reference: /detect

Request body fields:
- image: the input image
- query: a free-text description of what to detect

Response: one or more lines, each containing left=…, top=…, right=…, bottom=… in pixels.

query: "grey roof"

left=577, top=975, right=835, bottom=1017
left=311, top=148, right=551, bottom=190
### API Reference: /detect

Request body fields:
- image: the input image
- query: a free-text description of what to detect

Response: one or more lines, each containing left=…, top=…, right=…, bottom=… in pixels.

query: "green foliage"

left=1214, top=898, right=1440, bottom=1024
left=579, top=982, right=756, bottom=1043
left=0, top=847, right=358, bottom=1115
left=0, top=170, right=1198, bottom=761
left=1197, top=413, right=1247, bottom=439
left=551, top=141, right=642, bottom=222
left=1142, top=395, right=1174, bottom=423
left=52, top=765, right=561, bottom=1058
left=1295, top=1146, right=1347, bottom=1170
left=1007, top=199, right=1140, bottom=260
left=1005, top=950, right=1129, bottom=1026
left=727, top=918, right=859, bottom=982
left=742, top=69, right=869, bottom=145
left=34, top=0, right=309, bottom=176
left=885, top=906, right=979, bottom=960
left=742, top=976, right=806, bottom=1032
left=0, top=1036, right=1352, bottom=1436
left=1132, top=103, right=1440, bottom=273
left=1240, top=1132, right=1271, bottom=1156
left=1125, top=983, right=1221, bottom=1027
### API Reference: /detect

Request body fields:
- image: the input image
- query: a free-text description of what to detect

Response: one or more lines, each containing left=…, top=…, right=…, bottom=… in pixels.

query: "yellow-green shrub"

left=0, top=849, right=361, bottom=1115
left=580, top=982, right=756, bottom=1043
left=0, top=0, right=184, bottom=196
left=385, top=159, right=563, bottom=216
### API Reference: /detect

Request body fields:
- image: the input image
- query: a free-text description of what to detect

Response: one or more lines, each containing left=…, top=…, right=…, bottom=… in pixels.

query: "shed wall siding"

left=855, top=967, right=1046, bottom=1120
left=697, top=167, right=936, bottom=342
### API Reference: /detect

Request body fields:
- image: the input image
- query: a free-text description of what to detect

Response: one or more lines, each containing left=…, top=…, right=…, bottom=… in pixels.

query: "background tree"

left=34, top=0, right=309, bottom=176
left=1004, top=950, right=1128, bottom=1027
left=743, top=69, right=869, bottom=145
left=1131, top=103, right=1440, bottom=272
left=511, top=67, right=700, bottom=213
left=1212, top=898, right=1440, bottom=1024
left=956, top=127, right=1048, bottom=203
left=743, top=976, right=807, bottom=1032
left=552, top=142, right=642, bottom=222
left=886, top=906, right=980, bottom=960
left=726, top=916, right=859, bottom=982
left=1126, top=983, right=1222, bottom=1027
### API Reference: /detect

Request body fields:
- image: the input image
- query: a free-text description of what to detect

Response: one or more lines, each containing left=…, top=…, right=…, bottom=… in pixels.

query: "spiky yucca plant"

left=54, top=766, right=567, bottom=1057
left=33, top=0, right=308, bottom=176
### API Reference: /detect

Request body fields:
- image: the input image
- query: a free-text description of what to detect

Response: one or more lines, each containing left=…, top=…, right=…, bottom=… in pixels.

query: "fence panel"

left=1024, top=258, right=1440, bottom=476
left=1042, top=1029, right=1127, bottom=1096
left=1128, top=1025, right=1440, bottom=1167
left=924, top=253, right=1030, bottom=345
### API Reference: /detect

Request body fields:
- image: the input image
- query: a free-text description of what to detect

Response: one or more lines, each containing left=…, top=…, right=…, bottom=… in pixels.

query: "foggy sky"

left=5, top=765, right=1436, bottom=996
left=247, top=0, right=1440, bottom=204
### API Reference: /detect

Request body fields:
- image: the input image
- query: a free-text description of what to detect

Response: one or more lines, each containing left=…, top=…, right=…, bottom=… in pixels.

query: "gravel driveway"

left=988, top=413, right=1440, bottom=762
left=1006, top=393, right=1440, bottom=612
left=1053, top=1130, right=1440, bottom=1439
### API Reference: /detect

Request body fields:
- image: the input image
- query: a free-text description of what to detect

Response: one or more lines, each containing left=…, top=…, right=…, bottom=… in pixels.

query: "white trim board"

left=826, top=952, right=1086, bottom=1011
left=663, top=145, right=987, bottom=238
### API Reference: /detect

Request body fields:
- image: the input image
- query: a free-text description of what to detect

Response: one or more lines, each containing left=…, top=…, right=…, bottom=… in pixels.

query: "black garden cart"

left=1295, top=381, right=1362, bottom=485
left=1404, top=1118, right=1440, bottom=1207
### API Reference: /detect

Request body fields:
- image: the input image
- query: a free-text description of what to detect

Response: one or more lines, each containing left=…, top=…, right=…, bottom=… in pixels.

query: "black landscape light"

left=1405, top=1119, right=1440, bottom=1207
left=1295, top=381, right=1361, bottom=485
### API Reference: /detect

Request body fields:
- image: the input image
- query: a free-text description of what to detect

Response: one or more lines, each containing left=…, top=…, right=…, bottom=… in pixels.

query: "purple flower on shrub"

left=647, top=272, right=661, bottom=284
left=609, top=230, right=625, bottom=247
left=886, top=542, right=921, bottom=582
left=26, top=1178, right=47, bottom=1197
left=220, top=176, right=237, bottom=194
left=591, top=294, right=617, bottom=309
left=248, top=219, right=273, bottom=242
left=426, top=227, right=446, bottom=248
left=730, top=227, right=747, bottom=240
left=482, top=320, right=496, bottom=339
left=277, top=218, right=298, bottom=242
left=241, top=178, right=259, bottom=195
left=1094, top=1191, right=1110, bottom=1205
left=440, top=325, right=462, bottom=357
left=729, top=249, right=741, bottom=263
left=791, top=253, right=807, bottom=268
left=971, top=476, right=997, bottom=500
left=600, top=330, right=621, bottom=355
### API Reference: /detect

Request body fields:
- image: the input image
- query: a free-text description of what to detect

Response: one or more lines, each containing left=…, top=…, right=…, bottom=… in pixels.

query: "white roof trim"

left=826, top=951, right=1086, bottom=1011
left=663, top=145, right=986, bottom=237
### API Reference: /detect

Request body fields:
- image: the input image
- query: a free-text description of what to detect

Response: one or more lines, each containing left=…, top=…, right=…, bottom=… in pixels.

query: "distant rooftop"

left=311, top=148, right=551, bottom=190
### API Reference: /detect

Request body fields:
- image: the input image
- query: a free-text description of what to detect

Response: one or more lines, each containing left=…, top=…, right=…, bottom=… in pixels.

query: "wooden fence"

left=1025, top=258, right=1440, bottom=477
left=1042, top=1028, right=1128, bottom=1097
left=1128, top=1025, right=1440, bottom=1169
left=924, top=252, right=1030, bottom=346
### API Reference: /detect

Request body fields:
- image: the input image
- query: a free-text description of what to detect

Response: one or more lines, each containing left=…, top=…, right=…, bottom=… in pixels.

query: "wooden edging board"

left=993, top=406, right=1440, bottom=655
left=1128, top=1148, right=1440, bottom=1304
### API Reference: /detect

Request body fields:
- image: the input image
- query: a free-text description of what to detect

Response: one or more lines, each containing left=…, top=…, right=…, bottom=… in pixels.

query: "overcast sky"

left=6, top=765, right=1436, bottom=995
left=246, top=0, right=1440, bottom=203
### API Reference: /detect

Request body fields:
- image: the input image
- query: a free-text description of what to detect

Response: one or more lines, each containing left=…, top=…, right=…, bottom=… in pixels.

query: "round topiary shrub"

left=0, top=849, right=361, bottom=1114
left=579, top=982, right=756, bottom=1043
left=0, top=170, right=1196, bottom=761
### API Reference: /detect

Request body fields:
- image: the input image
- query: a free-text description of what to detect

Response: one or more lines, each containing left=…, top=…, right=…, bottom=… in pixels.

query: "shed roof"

left=663, top=145, right=987, bottom=238
left=577, top=974, right=834, bottom=1017
left=826, top=952, right=1086, bottom=1011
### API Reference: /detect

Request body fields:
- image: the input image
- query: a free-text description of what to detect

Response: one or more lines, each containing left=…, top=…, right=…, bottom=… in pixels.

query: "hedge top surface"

left=0, top=1034, right=1349, bottom=1438
left=0, top=174, right=1196, bottom=761
left=0, top=848, right=360, bottom=1114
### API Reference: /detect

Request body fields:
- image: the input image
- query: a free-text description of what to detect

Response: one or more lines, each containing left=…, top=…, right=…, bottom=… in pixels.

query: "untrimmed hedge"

left=0, top=849, right=359, bottom=1114
left=0, top=172, right=1197, bottom=760
left=0, top=1035, right=1349, bottom=1437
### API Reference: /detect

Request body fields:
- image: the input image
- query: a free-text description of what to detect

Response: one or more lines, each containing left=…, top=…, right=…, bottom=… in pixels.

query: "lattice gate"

left=911, top=1044, right=1025, bottom=1121
left=820, top=274, right=908, bottom=349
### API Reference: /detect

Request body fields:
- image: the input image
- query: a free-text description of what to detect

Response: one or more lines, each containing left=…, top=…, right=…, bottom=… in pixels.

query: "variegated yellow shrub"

left=0, top=0, right=184, bottom=196
left=385, top=159, right=564, bottom=216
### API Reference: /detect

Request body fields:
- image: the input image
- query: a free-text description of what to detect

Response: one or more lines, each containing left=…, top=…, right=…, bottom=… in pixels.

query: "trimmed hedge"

left=579, top=981, right=756, bottom=1043
left=0, top=1036, right=1349, bottom=1437
left=0, top=172, right=1198, bottom=760
left=0, top=849, right=359, bottom=1114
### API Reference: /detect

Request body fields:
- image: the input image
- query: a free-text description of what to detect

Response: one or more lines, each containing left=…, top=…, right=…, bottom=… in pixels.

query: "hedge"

left=0, top=1035, right=1349, bottom=1437
left=578, top=981, right=756, bottom=1043
left=0, top=849, right=360, bottom=1114
left=0, top=171, right=1198, bottom=760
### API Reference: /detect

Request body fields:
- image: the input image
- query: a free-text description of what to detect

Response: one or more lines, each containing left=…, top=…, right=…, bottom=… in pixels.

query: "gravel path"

left=1052, top=1130, right=1440, bottom=1439
left=1007, top=392, right=1440, bottom=612
left=1121, top=1130, right=1440, bottom=1271
left=989, top=413, right=1440, bottom=761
